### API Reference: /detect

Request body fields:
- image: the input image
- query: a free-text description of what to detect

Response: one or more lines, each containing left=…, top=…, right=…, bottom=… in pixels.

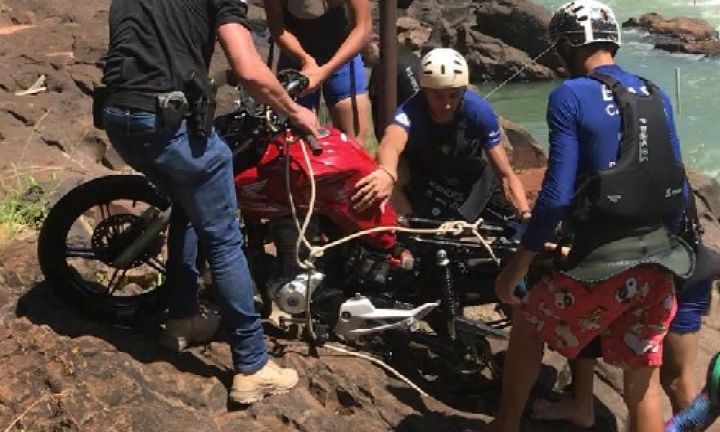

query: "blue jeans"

left=103, top=106, right=268, bottom=374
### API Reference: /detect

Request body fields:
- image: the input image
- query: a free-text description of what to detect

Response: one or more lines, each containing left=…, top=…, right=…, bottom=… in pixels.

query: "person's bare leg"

left=624, top=366, right=664, bottom=432
left=532, top=358, right=596, bottom=427
left=330, top=93, right=372, bottom=148
left=484, top=309, right=544, bottom=432
left=661, top=331, right=700, bottom=414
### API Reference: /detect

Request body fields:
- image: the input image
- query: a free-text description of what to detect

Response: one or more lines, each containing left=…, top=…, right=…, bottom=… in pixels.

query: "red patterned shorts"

left=520, top=265, right=677, bottom=368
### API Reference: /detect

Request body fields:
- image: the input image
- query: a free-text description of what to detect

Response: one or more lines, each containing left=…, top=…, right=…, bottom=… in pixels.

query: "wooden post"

left=378, top=0, right=398, bottom=134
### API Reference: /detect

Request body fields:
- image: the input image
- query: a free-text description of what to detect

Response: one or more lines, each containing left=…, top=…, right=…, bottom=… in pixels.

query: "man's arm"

left=485, top=133, right=531, bottom=218
left=217, top=22, right=318, bottom=135
left=376, top=124, right=409, bottom=179
left=495, top=85, right=580, bottom=305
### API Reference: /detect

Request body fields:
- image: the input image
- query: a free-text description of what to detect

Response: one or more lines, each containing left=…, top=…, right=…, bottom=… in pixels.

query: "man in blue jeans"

left=100, top=0, right=318, bottom=405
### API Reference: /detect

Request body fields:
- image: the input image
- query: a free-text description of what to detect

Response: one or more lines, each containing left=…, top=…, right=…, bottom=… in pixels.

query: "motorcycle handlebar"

left=279, top=70, right=309, bottom=99
left=304, top=133, right=323, bottom=156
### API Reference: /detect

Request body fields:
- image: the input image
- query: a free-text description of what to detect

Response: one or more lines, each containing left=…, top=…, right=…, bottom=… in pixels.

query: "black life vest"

left=566, top=72, right=686, bottom=260
left=405, top=100, right=497, bottom=221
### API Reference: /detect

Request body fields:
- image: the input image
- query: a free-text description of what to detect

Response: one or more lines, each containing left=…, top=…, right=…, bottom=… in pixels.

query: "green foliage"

left=0, top=171, right=55, bottom=238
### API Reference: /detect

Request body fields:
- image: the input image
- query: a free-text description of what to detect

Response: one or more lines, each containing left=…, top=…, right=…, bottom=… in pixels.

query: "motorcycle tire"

left=38, top=175, right=169, bottom=322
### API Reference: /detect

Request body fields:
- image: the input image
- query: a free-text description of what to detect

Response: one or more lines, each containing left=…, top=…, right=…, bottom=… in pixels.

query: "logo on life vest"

left=639, top=117, right=649, bottom=163
left=665, top=188, right=682, bottom=198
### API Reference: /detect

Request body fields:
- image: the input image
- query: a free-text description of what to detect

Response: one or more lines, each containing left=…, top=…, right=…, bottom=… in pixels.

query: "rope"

left=483, top=41, right=557, bottom=100
left=321, top=342, right=430, bottom=398
left=288, top=137, right=499, bottom=268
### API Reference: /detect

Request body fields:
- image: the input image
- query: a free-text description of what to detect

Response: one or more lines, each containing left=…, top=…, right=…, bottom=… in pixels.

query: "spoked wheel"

left=38, top=175, right=171, bottom=322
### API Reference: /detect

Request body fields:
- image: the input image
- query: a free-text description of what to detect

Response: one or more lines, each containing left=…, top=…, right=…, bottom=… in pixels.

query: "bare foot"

left=531, top=397, right=595, bottom=428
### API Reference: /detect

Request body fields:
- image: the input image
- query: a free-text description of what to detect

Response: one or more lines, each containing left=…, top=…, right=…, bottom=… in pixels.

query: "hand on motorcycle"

left=351, top=168, right=396, bottom=212
left=300, top=58, right=328, bottom=96
left=288, top=104, right=320, bottom=138
left=495, top=248, right=535, bottom=305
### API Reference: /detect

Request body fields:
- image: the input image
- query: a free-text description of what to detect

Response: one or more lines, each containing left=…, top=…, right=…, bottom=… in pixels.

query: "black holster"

left=184, top=72, right=216, bottom=139
left=92, top=85, right=109, bottom=129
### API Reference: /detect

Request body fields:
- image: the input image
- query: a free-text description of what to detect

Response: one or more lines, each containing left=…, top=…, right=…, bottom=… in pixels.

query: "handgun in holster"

left=184, top=71, right=217, bottom=139
left=156, top=91, right=189, bottom=129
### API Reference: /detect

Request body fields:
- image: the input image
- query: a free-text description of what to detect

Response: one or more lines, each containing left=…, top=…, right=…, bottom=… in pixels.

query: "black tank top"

left=283, top=4, right=350, bottom=62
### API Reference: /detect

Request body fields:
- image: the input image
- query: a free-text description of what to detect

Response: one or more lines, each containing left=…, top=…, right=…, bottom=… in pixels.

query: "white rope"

left=321, top=342, right=430, bottom=398
left=288, top=138, right=499, bottom=267
left=483, top=41, right=557, bottom=100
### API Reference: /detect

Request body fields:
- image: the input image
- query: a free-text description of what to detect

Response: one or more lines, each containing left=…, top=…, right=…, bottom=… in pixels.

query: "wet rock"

left=427, top=22, right=555, bottom=82
left=624, top=13, right=720, bottom=56
left=500, top=117, right=547, bottom=170
left=474, top=0, right=563, bottom=73
left=404, top=0, right=557, bottom=82
left=624, top=13, right=718, bottom=42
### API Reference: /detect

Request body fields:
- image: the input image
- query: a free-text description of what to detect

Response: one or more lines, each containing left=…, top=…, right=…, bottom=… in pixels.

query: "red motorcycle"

left=38, top=71, right=519, bottom=378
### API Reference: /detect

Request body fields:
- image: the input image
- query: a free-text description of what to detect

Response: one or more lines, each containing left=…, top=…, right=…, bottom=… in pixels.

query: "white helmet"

left=419, top=48, right=469, bottom=89
left=549, top=0, right=621, bottom=48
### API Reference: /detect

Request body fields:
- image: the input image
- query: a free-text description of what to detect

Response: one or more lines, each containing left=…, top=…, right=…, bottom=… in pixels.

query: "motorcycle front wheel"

left=38, top=175, right=170, bottom=322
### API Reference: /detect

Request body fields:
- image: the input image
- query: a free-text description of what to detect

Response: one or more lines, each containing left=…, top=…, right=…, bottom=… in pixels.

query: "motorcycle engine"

left=341, top=243, right=414, bottom=288
left=267, top=271, right=325, bottom=315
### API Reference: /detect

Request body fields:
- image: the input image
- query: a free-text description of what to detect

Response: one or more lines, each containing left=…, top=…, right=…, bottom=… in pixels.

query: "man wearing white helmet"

left=488, top=1, right=693, bottom=431
left=351, top=47, right=530, bottom=224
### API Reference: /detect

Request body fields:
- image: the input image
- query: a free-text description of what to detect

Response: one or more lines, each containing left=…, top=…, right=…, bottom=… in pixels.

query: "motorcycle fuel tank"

left=234, top=127, right=397, bottom=250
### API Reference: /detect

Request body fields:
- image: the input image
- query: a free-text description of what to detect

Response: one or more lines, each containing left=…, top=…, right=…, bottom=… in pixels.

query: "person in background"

left=264, top=0, right=372, bottom=145
left=361, top=32, right=421, bottom=139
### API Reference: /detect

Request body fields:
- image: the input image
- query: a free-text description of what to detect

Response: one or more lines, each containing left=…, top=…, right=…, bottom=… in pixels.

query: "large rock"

left=623, top=13, right=718, bottom=42
left=689, top=171, right=720, bottom=261
left=623, top=13, right=720, bottom=56
left=405, top=0, right=557, bottom=81
left=427, top=20, right=555, bottom=82
left=396, top=16, right=432, bottom=52
left=1, top=234, right=498, bottom=432
left=654, top=40, right=720, bottom=56
left=474, top=0, right=563, bottom=73
left=499, top=117, right=547, bottom=170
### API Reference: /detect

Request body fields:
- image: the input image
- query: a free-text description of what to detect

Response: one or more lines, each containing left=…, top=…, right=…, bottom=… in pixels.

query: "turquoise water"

left=479, top=0, right=720, bottom=179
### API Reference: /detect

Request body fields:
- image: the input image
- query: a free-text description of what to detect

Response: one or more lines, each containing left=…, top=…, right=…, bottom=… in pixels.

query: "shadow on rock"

left=16, top=281, right=232, bottom=383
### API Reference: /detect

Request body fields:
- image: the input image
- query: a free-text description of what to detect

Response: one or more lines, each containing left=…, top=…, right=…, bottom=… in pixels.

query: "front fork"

left=112, top=206, right=172, bottom=269
left=436, top=249, right=460, bottom=341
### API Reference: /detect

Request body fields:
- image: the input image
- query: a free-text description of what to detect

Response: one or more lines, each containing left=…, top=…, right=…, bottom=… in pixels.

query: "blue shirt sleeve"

left=390, top=93, right=419, bottom=133
left=521, top=84, right=581, bottom=252
left=464, top=92, right=502, bottom=150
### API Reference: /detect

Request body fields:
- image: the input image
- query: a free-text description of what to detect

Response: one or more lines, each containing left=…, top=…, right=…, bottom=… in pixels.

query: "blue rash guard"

left=390, top=89, right=504, bottom=220
left=521, top=64, right=685, bottom=252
